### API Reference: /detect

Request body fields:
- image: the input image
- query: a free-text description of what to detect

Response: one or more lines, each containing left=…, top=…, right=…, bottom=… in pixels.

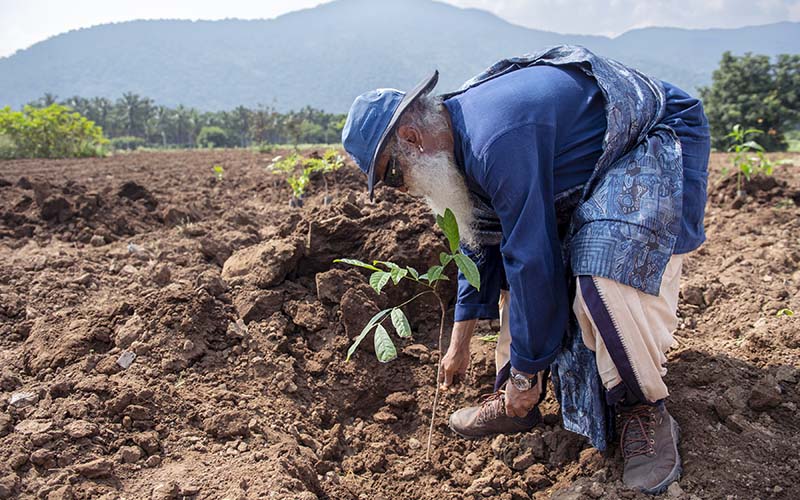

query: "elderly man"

left=341, top=45, right=710, bottom=495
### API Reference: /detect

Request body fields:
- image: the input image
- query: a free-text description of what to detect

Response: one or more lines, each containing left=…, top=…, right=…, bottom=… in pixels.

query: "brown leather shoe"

left=618, top=402, right=682, bottom=495
left=448, top=391, right=541, bottom=439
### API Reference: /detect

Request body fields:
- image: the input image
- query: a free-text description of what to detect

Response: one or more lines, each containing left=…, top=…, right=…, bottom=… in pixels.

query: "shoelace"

left=619, top=405, right=656, bottom=459
left=476, top=390, right=506, bottom=425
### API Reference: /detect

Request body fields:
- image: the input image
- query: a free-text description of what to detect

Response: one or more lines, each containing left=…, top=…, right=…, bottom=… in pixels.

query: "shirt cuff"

left=454, top=302, right=500, bottom=322
left=510, top=344, right=560, bottom=374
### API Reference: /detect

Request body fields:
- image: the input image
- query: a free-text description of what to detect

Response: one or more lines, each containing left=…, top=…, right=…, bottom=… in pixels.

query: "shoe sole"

left=639, top=416, right=683, bottom=496
left=447, top=414, right=486, bottom=440
left=447, top=411, right=539, bottom=440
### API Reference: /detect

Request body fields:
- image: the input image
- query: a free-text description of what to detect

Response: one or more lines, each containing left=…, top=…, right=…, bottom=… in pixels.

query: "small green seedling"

left=726, top=125, right=771, bottom=196
left=776, top=308, right=795, bottom=317
left=335, top=208, right=480, bottom=461
left=212, top=164, right=224, bottom=182
left=268, top=149, right=346, bottom=206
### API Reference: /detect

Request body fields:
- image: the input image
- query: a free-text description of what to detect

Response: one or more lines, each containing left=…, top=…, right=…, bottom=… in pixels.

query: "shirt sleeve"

left=454, top=243, right=505, bottom=321
left=475, top=123, right=569, bottom=374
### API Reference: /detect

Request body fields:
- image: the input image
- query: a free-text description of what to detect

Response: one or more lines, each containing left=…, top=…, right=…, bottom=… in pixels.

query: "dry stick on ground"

left=427, top=287, right=448, bottom=462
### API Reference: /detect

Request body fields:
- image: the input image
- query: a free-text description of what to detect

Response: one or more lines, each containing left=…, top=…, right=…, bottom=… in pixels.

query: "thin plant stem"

left=426, top=292, right=447, bottom=462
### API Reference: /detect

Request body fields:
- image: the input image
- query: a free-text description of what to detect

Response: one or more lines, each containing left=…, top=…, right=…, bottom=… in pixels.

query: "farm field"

left=0, top=150, right=799, bottom=499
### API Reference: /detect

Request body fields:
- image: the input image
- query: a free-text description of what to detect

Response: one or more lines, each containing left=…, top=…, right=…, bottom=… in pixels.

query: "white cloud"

left=443, top=0, right=800, bottom=36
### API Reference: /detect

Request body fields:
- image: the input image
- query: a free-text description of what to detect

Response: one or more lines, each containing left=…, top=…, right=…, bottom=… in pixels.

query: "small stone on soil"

left=74, top=457, right=114, bottom=478
left=373, top=411, right=397, bottom=424
left=116, top=351, right=137, bottom=369
left=748, top=376, right=782, bottom=410
left=9, top=391, right=38, bottom=407
left=65, top=420, right=99, bottom=439
left=667, top=481, right=684, bottom=497
left=117, top=445, right=144, bottom=463
left=152, top=481, right=179, bottom=500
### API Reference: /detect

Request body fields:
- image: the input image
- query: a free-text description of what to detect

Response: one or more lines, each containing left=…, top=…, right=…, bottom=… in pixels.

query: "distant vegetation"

left=24, top=92, right=345, bottom=150
left=1, top=3, right=799, bottom=112
left=0, top=104, right=107, bottom=159
left=700, top=52, right=800, bottom=151
left=2, top=50, right=798, bottom=160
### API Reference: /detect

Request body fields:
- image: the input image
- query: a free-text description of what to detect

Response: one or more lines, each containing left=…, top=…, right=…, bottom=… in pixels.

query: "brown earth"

left=0, top=150, right=798, bottom=500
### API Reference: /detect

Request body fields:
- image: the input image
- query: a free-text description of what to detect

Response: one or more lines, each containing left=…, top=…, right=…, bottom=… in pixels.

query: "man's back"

left=443, top=64, right=607, bottom=196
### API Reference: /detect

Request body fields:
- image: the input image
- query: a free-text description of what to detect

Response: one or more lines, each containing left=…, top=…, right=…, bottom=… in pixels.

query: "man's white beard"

left=403, top=150, right=480, bottom=250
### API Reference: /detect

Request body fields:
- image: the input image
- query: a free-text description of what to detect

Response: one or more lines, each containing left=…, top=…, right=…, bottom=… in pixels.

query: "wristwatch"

left=510, top=368, right=538, bottom=391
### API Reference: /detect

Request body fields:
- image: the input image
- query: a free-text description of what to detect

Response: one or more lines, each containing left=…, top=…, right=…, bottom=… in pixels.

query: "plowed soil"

left=0, top=150, right=798, bottom=500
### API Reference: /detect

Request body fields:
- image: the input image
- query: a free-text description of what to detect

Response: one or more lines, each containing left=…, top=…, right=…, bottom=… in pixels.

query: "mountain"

left=1, top=0, right=798, bottom=112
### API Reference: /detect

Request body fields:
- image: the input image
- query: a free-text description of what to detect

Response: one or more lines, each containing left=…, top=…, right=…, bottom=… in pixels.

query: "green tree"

left=0, top=104, right=107, bottom=158
left=196, top=126, right=229, bottom=148
left=700, top=52, right=800, bottom=151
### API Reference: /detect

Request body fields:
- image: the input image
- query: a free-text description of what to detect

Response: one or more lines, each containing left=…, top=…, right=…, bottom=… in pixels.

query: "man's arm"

left=441, top=243, right=504, bottom=388
left=477, top=123, right=569, bottom=375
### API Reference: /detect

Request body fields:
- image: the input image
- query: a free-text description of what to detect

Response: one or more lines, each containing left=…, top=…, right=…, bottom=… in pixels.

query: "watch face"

left=512, top=373, right=531, bottom=391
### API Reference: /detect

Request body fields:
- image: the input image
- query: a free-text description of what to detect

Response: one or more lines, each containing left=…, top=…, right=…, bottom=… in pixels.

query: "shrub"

left=0, top=104, right=108, bottom=158
left=256, top=142, right=275, bottom=154
left=0, top=134, right=15, bottom=160
left=111, top=136, right=147, bottom=151
left=196, top=126, right=229, bottom=148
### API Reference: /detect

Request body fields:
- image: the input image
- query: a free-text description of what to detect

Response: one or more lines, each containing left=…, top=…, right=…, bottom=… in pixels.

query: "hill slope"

left=0, top=0, right=798, bottom=112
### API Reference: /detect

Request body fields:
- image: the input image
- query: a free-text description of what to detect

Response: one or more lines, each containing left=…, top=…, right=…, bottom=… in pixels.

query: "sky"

left=1, top=0, right=799, bottom=58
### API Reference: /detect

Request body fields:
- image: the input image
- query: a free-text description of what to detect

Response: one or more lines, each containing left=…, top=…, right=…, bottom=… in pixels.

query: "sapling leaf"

left=373, top=260, right=401, bottom=271
left=426, top=265, right=448, bottom=283
left=390, top=267, right=408, bottom=284
left=454, top=253, right=481, bottom=291
left=369, top=271, right=391, bottom=294
left=333, top=258, right=381, bottom=272
left=406, top=266, right=419, bottom=280
left=436, top=208, right=460, bottom=253
left=391, top=308, right=412, bottom=338
left=440, top=252, right=453, bottom=267
left=373, top=324, right=397, bottom=362
left=742, top=140, right=765, bottom=152
left=347, top=308, right=391, bottom=361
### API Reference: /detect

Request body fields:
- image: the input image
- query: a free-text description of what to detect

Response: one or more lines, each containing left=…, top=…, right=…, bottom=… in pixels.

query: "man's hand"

left=505, top=370, right=543, bottom=417
left=438, top=319, right=477, bottom=390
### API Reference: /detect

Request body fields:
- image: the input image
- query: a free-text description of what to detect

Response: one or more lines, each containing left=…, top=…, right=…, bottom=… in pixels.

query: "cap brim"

left=367, top=70, right=439, bottom=200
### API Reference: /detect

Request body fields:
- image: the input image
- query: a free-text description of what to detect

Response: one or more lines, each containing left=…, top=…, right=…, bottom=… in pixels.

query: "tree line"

left=7, top=50, right=800, bottom=156
left=25, top=93, right=346, bottom=148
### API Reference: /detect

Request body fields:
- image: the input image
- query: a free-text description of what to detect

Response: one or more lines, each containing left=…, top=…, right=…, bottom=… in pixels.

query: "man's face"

left=384, top=138, right=479, bottom=249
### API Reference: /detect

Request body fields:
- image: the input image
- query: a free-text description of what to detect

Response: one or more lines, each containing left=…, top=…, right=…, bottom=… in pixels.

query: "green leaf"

left=436, top=208, right=460, bottom=253
left=454, top=252, right=481, bottom=291
left=406, top=266, right=419, bottom=280
left=426, top=265, right=445, bottom=283
left=346, top=309, right=391, bottom=361
left=373, top=260, right=401, bottom=271
left=391, top=308, right=412, bottom=338
left=390, top=266, right=408, bottom=285
left=440, top=252, right=453, bottom=267
left=373, top=324, right=397, bottom=362
left=333, top=258, right=381, bottom=272
left=777, top=308, right=795, bottom=317
left=478, top=333, right=499, bottom=343
left=742, top=140, right=765, bottom=152
left=369, top=271, right=391, bottom=294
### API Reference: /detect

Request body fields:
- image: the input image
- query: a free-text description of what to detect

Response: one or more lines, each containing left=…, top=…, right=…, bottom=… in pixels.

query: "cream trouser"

left=495, top=255, right=683, bottom=403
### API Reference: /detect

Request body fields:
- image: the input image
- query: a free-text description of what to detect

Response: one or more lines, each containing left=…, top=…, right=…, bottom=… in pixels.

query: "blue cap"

left=342, top=70, right=439, bottom=200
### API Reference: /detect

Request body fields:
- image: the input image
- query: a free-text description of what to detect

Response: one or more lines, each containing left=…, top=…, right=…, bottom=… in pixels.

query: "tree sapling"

left=334, top=208, right=480, bottom=461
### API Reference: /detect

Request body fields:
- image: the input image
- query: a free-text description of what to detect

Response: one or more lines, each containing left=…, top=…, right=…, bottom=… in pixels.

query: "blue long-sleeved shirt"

left=443, top=65, right=708, bottom=374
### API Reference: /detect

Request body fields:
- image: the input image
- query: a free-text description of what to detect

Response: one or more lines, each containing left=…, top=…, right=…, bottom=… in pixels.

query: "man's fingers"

left=442, top=369, right=453, bottom=388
